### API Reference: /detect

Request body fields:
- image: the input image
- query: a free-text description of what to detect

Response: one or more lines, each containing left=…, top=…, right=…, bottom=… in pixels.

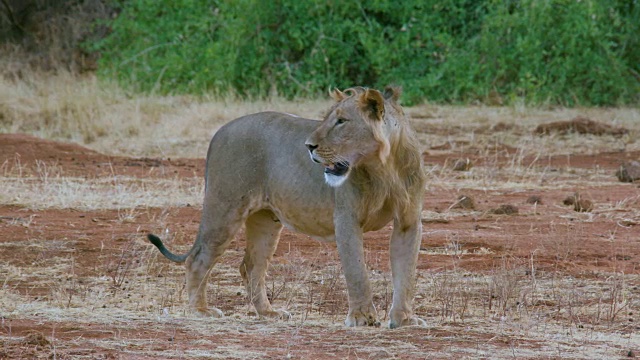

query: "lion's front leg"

left=334, top=203, right=379, bottom=327
left=336, top=233, right=380, bottom=327
left=388, top=219, right=426, bottom=329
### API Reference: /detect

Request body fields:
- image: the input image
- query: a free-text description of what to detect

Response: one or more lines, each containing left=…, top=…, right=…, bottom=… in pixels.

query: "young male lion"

left=148, top=86, right=426, bottom=328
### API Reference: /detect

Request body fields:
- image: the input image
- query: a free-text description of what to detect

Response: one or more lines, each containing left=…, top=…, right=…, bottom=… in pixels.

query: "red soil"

left=1, top=133, right=638, bottom=359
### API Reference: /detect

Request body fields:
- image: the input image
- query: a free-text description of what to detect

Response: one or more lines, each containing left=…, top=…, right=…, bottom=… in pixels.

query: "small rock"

left=452, top=158, right=473, bottom=171
left=490, top=204, right=519, bottom=215
left=452, top=195, right=475, bottom=210
left=628, top=349, right=636, bottom=358
left=562, top=193, right=594, bottom=212
left=526, top=195, right=542, bottom=205
left=563, top=194, right=576, bottom=206
left=616, top=161, right=640, bottom=183
left=574, top=199, right=594, bottom=212
left=491, top=122, right=513, bottom=132
left=23, top=331, right=50, bottom=347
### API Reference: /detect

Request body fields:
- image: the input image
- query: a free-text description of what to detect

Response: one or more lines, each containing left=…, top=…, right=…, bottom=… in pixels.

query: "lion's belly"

left=265, top=196, right=393, bottom=242
left=270, top=206, right=336, bottom=241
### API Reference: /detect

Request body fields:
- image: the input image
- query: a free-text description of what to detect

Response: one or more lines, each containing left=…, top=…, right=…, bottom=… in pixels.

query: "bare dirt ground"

left=1, top=113, right=640, bottom=359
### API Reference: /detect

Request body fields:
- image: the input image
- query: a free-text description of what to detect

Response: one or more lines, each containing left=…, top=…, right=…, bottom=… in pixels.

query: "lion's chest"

left=361, top=206, right=394, bottom=232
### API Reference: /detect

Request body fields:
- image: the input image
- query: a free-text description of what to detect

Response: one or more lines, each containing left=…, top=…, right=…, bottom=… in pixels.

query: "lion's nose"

left=305, top=143, right=318, bottom=152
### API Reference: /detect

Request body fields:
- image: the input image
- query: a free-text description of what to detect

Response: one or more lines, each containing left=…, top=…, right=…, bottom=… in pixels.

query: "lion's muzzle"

left=324, top=161, right=350, bottom=176
left=305, top=143, right=350, bottom=176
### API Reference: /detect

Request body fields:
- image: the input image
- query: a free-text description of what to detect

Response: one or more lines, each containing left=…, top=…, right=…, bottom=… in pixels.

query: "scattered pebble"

left=574, top=199, right=594, bottom=212
left=616, top=161, right=640, bottom=183
left=452, top=158, right=473, bottom=171
left=452, top=195, right=476, bottom=210
left=563, top=195, right=576, bottom=206
left=22, top=331, right=50, bottom=347
left=526, top=195, right=542, bottom=205
left=562, top=193, right=594, bottom=212
left=490, top=204, right=519, bottom=215
left=491, top=122, right=514, bottom=132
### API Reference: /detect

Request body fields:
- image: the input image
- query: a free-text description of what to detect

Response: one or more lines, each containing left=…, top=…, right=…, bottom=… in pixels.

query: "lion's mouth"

left=323, top=161, right=350, bottom=176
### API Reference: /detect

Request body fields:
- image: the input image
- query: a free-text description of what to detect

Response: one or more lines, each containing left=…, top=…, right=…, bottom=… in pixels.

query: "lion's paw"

left=259, top=309, right=292, bottom=320
left=194, top=307, right=225, bottom=318
left=389, top=313, right=426, bottom=329
left=345, top=307, right=380, bottom=327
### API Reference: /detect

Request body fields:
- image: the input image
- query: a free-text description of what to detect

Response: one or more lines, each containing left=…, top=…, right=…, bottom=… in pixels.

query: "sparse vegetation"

left=1, top=2, right=639, bottom=357
left=1, top=71, right=639, bottom=358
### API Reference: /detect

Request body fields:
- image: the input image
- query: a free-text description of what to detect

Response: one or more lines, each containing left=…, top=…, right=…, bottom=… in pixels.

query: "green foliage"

left=95, top=0, right=639, bottom=106
left=92, top=0, right=221, bottom=93
left=438, top=0, right=640, bottom=106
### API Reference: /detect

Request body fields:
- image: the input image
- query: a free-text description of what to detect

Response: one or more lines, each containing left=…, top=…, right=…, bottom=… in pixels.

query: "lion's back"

left=206, top=112, right=316, bottom=169
left=201, top=112, right=335, bottom=237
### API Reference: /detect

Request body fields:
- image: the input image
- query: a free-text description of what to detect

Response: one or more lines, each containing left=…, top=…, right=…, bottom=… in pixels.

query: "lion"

left=147, top=86, right=426, bottom=328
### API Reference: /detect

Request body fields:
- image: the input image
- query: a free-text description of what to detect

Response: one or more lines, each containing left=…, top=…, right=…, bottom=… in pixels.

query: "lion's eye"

left=336, top=118, right=348, bottom=125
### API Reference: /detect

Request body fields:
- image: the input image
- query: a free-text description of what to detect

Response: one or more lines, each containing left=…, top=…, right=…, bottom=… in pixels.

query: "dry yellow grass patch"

left=1, top=70, right=638, bottom=160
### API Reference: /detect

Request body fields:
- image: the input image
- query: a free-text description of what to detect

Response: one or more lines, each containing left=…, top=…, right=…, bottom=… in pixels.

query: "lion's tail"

left=147, top=234, right=191, bottom=263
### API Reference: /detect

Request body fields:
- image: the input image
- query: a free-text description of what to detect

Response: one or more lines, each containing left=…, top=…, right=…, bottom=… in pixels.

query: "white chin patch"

left=324, top=173, right=348, bottom=187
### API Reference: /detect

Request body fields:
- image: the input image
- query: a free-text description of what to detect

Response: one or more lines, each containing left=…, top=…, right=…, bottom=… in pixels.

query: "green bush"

left=437, top=0, right=640, bottom=105
left=94, top=0, right=639, bottom=106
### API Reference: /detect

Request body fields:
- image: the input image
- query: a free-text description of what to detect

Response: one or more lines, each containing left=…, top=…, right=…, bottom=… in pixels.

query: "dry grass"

left=0, top=71, right=332, bottom=158
left=1, top=70, right=638, bottom=159
left=0, top=167, right=204, bottom=211
left=1, top=239, right=638, bottom=358
left=1, top=70, right=640, bottom=358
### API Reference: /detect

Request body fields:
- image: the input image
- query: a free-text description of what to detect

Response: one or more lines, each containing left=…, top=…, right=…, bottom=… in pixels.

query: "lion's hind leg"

left=240, top=210, right=290, bottom=320
left=186, top=206, right=245, bottom=318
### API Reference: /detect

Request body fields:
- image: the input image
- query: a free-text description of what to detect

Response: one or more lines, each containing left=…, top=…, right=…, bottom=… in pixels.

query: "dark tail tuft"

left=147, top=234, right=164, bottom=248
left=146, top=233, right=190, bottom=263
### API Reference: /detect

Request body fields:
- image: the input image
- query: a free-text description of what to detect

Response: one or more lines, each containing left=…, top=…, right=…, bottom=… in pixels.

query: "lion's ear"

left=383, top=85, right=402, bottom=102
left=330, top=88, right=346, bottom=101
left=360, top=89, right=385, bottom=121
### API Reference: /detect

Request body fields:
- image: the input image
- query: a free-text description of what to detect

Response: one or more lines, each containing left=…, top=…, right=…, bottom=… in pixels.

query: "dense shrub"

left=94, top=0, right=639, bottom=106
left=438, top=0, right=640, bottom=105
left=0, top=0, right=113, bottom=73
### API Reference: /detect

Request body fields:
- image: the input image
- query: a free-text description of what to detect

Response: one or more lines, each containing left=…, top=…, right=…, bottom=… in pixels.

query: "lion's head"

left=305, top=86, right=407, bottom=187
